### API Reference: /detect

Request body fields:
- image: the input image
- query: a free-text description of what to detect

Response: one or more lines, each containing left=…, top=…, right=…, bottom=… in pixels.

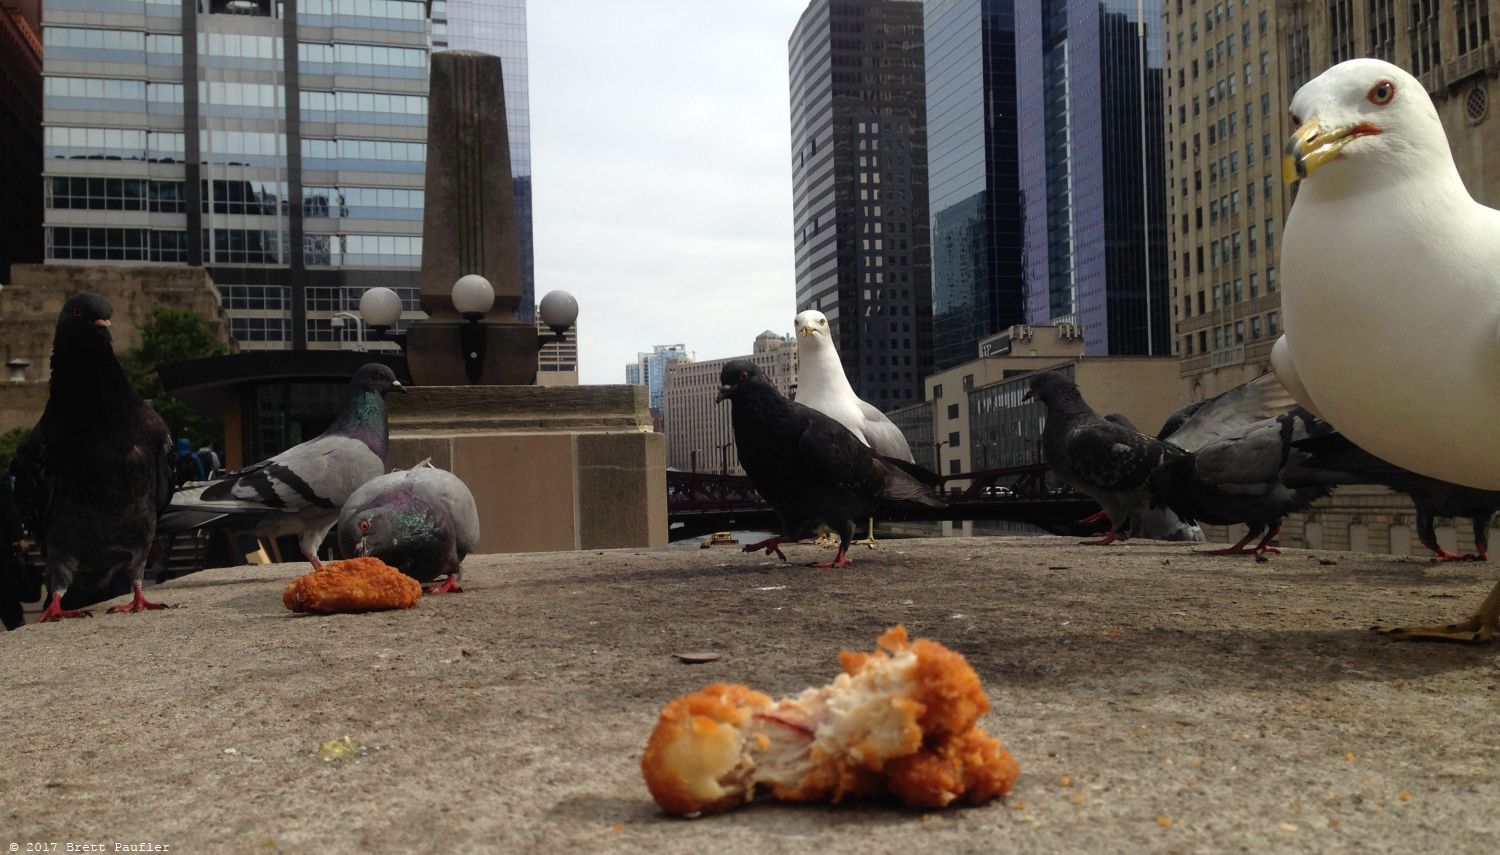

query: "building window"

left=947, top=404, right=959, bottom=420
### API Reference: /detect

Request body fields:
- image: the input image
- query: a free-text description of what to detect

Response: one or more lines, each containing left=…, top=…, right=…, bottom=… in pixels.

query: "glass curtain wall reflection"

left=40, top=0, right=433, bottom=351
left=1016, top=0, right=1169, bottom=355
left=429, top=0, right=534, bottom=322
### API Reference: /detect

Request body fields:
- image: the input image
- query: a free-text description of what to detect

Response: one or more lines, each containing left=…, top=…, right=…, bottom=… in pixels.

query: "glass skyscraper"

left=429, top=0, right=532, bottom=323
left=39, top=0, right=431, bottom=350
left=924, top=0, right=1024, bottom=370
left=1016, top=0, right=1169, bottom=355
left=788, top=0, right=933, bottom=409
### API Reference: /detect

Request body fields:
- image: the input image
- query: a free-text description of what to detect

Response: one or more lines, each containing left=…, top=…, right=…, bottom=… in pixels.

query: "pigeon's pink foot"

left=1203, top=532, right=1257, bottom=556
left=1427, top=547, right=1478, bottom=562
left=809, top=548, right=851, bottom=568
left=107, top=583, right=169, bottom=613
left=743, top=537, right=788, bottom=562
left=423, top=576, right=464, bottom=594
left=36, top=594, right=90, bottom=623
left=1255, top=545, right=1283, bottom=555
left=305, top=552, right=325, bottom=571
left=1080, top=531, right=1127, bottom=546
left=1078, top=510, right=1107, bottom=524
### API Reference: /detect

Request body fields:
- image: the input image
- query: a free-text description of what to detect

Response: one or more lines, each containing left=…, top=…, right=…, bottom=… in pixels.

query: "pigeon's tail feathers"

left=875, top=458, right=946, bottom=508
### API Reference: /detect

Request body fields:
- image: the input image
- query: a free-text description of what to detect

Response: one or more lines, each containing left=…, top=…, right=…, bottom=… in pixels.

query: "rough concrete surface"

left=2, top=536, right=1498, bottom=853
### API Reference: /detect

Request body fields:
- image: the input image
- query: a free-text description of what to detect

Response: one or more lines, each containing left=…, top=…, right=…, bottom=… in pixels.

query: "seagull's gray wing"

left=855, top=399, right=914, bottom=462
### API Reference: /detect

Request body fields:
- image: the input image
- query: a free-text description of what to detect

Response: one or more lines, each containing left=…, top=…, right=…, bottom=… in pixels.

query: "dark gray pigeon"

left=1024, top=371, right=1183, bottom=545
left=337, top=462, right=479, bottom=593
left=717, top=360, right=944, bottom=568
left=11, top=293, right=174, bottom=621
left=1099, top=414, right=1204, bottom=543
left=1284, top=429, right=1500, bottom=562
left=157, top=363, right=404, bottom=567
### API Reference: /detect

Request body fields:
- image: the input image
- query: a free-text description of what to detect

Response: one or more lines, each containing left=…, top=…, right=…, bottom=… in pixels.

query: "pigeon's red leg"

left=1252, top=526, right=1283, bottom=555
left=1418, top=530, right=1463, bottom=562
left=809, top=546, right=851, bottom=568
left=1080, top=529, right=1127, bottom=546
left=36, top=593, right=91, bottom=623
left=742, top=537, right=788, bottom=562
left=1202, top=532, right=1258, bottom=556
left=107, top=583, right=169, bottom=613
left=423, top=575, right=464, bottom=594
left=304, top=550, right=325, bottom=571
left=1078, top=510, right=1107, bottom=525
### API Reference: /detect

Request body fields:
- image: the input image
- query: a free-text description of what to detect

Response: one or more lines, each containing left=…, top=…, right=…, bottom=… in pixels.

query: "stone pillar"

left=386, top=385, right=668, bottom=553
left=407, top=50, right=538, bottom=385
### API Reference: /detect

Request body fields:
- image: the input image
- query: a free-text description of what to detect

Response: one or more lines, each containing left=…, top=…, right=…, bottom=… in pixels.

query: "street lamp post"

left=329, top=311, right=366, bottom=351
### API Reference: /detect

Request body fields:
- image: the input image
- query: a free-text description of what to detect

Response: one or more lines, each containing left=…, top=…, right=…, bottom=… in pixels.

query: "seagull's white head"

left=1284, top=59, right=1452, bottom=186
left=794, top=309, right=833, bottom=352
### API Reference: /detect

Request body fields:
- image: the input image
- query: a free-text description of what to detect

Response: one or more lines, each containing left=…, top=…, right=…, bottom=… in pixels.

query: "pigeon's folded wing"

left=170, top=434, right=375, bottom=515
left=1065, top=423, right=1170, bottom=492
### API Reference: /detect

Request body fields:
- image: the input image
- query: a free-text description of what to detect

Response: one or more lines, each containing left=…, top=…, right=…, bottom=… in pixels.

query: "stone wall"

left=0, top=264, right=232, bottom=434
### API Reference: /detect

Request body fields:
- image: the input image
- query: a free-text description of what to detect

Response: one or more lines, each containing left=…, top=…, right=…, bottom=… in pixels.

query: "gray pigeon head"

left=55, top=292, right=115, bottom=350
left=716, top=359, right=770, bottom=403
left=352, top=363, right=406, bottom=396
left=1022, top=371, right=1084, bottom=408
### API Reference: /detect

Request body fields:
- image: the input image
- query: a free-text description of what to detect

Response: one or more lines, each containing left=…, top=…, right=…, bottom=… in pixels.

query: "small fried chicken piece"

left=282, top=556, right=422, bottom=614
left=640, top=626, right=1019, bottom=816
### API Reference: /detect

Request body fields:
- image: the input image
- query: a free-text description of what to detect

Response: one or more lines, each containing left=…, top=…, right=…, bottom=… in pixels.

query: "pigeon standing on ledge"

left=158, top=364, right=405, bottom=568
left=1024, top=371, right=1182, bottom=546
left=717, top=360, right=943, bottom=568
left=11, top=293, right=174, bottom=621
left=337, top=462, right=479, bottom=593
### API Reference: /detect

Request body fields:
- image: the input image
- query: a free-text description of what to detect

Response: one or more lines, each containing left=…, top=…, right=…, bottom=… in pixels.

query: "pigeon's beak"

left=714, top=387, right=730, bottom=403
left=1022, top=389, right=1034, bottom=401
left=393, top=380, right=407, bottom=393
left=1283, top=118, right=1380, bottom=183
left=94, top=319, right=112, bottom=328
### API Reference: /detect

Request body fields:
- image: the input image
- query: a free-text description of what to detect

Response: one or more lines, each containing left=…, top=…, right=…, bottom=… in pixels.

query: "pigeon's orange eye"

left=72, top=308, right=82, bottom=317
left=359, top=520, right=370, bottom=532
left=1367, top=80, right=1396, bottom=105
left=739, top=371, right=748, bottom=381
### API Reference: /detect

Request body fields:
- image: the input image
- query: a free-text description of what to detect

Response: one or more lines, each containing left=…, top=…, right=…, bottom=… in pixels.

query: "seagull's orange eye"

left=1366, top=80, right=1396, bottom=106
left=359, top=520, right=370, bottom=532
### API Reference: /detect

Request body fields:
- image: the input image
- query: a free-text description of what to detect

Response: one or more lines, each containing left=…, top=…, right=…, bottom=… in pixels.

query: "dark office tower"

left=788, top=0, right=932, bottom=410
left=429, top=0, right=533, bottom=323
left=40, top=0, right=430, bottom=351
left=925, top=0, right=1024, bottom=370
left=1016, top=0, right=1169, bottom=356
left=0, top=0, right=42, bottom=284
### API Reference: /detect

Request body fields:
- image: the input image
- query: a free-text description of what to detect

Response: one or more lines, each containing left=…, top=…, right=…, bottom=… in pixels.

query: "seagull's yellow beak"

left=797, top=325, right=815, bottom=337
left=1283, top=118, right=1381, bottom=183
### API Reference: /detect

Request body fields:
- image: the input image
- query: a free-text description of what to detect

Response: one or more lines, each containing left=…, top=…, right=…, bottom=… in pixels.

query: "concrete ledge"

left=2, top=537, right=1496, bottom=851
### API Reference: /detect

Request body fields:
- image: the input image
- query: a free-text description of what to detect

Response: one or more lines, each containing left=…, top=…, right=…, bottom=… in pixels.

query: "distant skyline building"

left=0, top=0, right=42, bottom=283
left=1016, top=0, right=1169, bottom=356
left=924, top=0, right=1025, bottom=370
left=39, top=0, right=431, bottom=351
left=429, top=0, right=533, bottom=323
left=788, top=0, right=933, bottom=410
left=626, top=343, right=691, bottom=417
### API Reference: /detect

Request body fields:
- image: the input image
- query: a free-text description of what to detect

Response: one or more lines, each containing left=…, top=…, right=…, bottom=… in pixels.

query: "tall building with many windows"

left=625, top=343, right=691, bottom=421
left=1016, top=0, right=1169, bottom=356
left=40, top=0, right=430, bottom=350
left=788, top=0, right=933, bottom=410
left=0, top=0, right=41, bottom=283
left=924, top=0, right=1025, bottom=370
left=428, top=0, right=532, bottom=322
left=1168, top=0, right=1500, bottom=399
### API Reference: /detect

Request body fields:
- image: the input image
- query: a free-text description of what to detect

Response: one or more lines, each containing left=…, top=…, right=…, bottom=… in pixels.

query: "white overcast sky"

left=528, top=1, right=813, bottom=384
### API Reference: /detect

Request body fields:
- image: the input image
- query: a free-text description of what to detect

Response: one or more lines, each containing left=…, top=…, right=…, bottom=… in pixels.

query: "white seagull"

left=793, top=309, right=915, bottom=463
left=1276, top=57, right=1500, bottom=641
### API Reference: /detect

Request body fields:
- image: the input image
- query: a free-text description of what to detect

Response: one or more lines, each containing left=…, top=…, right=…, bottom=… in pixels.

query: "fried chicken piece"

left=640, top=626, right=1019, bottom=816
left=282, top=556, right=422, bottom=614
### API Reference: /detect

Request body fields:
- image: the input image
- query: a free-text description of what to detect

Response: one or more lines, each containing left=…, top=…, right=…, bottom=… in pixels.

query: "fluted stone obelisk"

left=405, top=50, right=533, bottom=385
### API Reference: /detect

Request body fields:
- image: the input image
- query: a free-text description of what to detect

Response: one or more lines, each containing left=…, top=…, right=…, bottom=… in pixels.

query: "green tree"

left=0, top=426, right=29, bottom=474
left=123, top=306, right=229, bottom=448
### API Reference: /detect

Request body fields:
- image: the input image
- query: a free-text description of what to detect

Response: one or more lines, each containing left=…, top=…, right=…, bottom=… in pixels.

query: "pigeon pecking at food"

left=11, top=293, right=174, bottom=621
left=157, top=363, right=405, bottom=568
left=337, top=461, right=479, bottom=594
left=716, top=360, right=943, bottom=568
left=1024, top=371, right=1184, bottom=546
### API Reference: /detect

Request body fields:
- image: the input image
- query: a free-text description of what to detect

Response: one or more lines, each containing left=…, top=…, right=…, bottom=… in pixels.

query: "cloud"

left=529, top=0, right=811, bottom=382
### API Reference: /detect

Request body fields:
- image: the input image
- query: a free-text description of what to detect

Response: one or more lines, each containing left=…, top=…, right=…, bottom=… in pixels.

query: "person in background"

left=196, top=440, right=221, bottom=479
left=173, top=437, right=205, bottom=487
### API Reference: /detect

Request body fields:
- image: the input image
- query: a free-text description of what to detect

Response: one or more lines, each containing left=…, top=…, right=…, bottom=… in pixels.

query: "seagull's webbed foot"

left=37, top=594, right=91, bottom=623
left=743, top=537, right=788, bottom=562
left=1374, top=581, right=1500, bottom=644
left=851, top=517, right=879, bottom=548
left=422, top=575, right=464, bottom=594
left=1080, top=530, right=1127, bottom=546
left=106, top=583, right=170, bottom=614
left=809, top=547, right=851, bottom=568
